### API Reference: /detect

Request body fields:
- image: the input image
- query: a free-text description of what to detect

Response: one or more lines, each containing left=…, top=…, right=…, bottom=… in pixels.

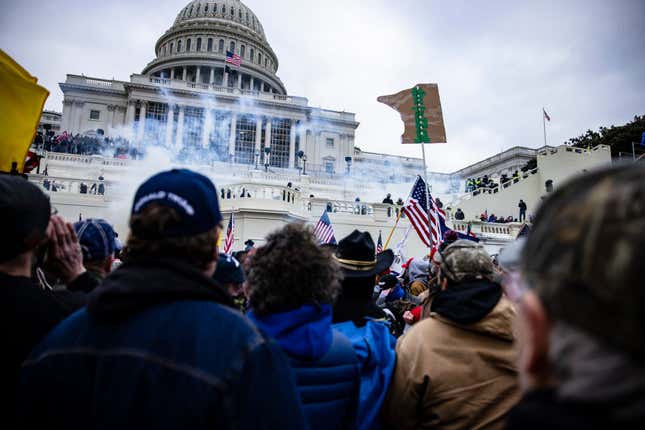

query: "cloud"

left=1, top=0, right=643, bottom=173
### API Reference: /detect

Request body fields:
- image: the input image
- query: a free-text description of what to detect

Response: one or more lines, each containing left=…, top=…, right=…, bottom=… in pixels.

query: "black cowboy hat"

left=334, top=230, right=394, bottom=278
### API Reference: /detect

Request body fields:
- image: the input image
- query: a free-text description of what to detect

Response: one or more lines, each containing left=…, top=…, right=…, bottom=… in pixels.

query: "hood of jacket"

left=409, top=258, right=429, bottom=283
left=431, top=279, right=514, bottom=341
left=87, top=257, right=233, bottom=321
left=247, top=304, right=333, bottom=362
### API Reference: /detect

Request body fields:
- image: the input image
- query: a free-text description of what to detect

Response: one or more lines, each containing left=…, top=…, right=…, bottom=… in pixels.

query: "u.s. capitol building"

left=36, top=0, right=612, bottom=257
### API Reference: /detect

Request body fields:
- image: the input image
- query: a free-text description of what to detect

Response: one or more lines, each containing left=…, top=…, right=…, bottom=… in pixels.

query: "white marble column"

left=107, top=105, right=116, bottom=134
left=254, top=116, right=262, bottom=153
left=61, top=100, right=73, bottom=132
left=165, top=104, right=175, bottom=147
left=196, top=67, right=201, bottom=84
left=136, top=101, right=147, bottom=142
left=237, top=73, right=242, bottom=89
left=228, top=113, right=238, bottom=160
left=250, top=76, right=255, bottom=91
left=265, top=118, right=272, bottom=162
left=289, top=119, right=296, bottom=168
left=75, top=101, right=84, bottom=133
left=202, top=109, right=212, bottom=148
left=182, top=67, right=187, bottom=81
left=175, top=105, right=185, bottom=150
left=209, top=67, right=215, bottom=85
left=170, top=68, right=175, bottom=80
left=223, top=70, right=229, bottom=87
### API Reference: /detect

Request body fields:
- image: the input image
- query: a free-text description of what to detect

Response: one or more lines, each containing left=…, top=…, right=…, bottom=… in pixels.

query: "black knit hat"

left=0, top=174, right=50, bottom=262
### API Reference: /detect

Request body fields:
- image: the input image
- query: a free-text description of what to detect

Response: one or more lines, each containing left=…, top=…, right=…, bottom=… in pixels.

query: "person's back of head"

left=247, top=223, right=340, bottom=317
left=127, top=169, right=223, bottom=275
left=511, top=163, right=645, bottom=428
left=0, top=175, right=50, bottom=276
left=73, top=218, right=118, bottom=279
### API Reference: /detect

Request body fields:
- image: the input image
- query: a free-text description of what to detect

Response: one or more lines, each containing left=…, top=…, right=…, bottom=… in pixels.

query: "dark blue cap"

left=131, top=169, right=222, bottom=237
left=213, top=253, right=245, bottom=284
left=73, top=218, right=117, bottom=261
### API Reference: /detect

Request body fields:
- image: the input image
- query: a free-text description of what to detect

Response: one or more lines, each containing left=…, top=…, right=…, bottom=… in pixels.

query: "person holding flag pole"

left=223, top=212, right=235, bottom=254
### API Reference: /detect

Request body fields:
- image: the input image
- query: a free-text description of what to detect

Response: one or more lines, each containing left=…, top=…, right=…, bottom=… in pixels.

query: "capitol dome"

left=142, top=0, right=286, bottom=95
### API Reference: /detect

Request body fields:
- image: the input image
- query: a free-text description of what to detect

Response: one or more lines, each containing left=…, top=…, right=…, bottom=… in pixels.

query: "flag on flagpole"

left=640, top=131, right=645, bottom=147
left=543, top=108, right=551, bottom=122
left=0, top=49, right=49, bottom=173
left=223, top=213, right=235, bottom=254
left=376, top=231, right=383, bottom=254
left=313, top=210, right=336, bottom=245
left=225, top=50, right=242, bottom=67
left=402, top=176, right=443, bottom=248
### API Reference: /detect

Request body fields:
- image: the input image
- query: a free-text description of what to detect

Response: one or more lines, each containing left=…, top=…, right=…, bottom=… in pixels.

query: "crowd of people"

left=35, top=131, right=140, bottom=159
left=3, top=162, right=644, bottom=429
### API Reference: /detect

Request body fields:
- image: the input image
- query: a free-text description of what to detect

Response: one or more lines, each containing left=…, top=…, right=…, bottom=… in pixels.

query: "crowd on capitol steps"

left=2, top=163, right=644, bottom=430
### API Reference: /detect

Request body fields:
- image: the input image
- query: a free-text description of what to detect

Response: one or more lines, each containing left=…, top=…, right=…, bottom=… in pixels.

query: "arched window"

left=163, top=45, right=166, bottom=56
left=240, top=45, right=245, bottom=58
left=196, top=38, right=202, bottom=51
left=189, top=5, right=193, bottom=15
left=246, top=12, right=249, bottom=23
left=205, top=4, right=209, bottom=12
left=238, top=9, right=242, bottom=19
left=218, top=39, right=224, bottom=53
left=229, top=41, right=235, bottom=53
left=258, top=53, right=262, bottom=65
left=207, top=38, right=213, bottom=52
left=264, top=58, right=267, bottom=67
left=170, top=42, right=174, bottom=53
left=230, top=7, right=234, bottom=17
left=250, top=48, right=254, bottom=62
left=213, top=3, right=217, bottom=13
left=186, top=38, right=192, bottom=51
left=177, top=40, right=182, bottom=52
left=222, top=5, right=226, bottom=15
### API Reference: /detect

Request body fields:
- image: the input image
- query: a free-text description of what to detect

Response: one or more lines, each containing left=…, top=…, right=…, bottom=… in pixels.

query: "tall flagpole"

left=542, top=107, right=547, bottom=147
left=421, top=142, right=432, bottom=252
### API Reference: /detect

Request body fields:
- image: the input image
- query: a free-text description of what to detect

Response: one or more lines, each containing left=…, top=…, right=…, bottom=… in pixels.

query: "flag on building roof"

left=314, top=210, right=336, bottom=245
left=0, top=49, right=49, bottom=173
left=376, top=231, right=383, bottom=254
left=223, top=213, right=235, bottom=254
left=543, top=108, right=551, bottom=122
left=402, top=176, right=443, bottom=248
left=225, top=50, right=242, bottom=68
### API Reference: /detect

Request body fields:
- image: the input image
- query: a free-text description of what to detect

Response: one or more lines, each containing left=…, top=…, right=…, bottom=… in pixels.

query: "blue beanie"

left=131, top=169, right=222, bottom=237
left=73, top=219, right=117, bottom=261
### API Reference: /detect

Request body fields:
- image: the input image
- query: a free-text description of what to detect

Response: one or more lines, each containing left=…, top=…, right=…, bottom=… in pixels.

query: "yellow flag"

left=0, top=50, right=49, bottom=173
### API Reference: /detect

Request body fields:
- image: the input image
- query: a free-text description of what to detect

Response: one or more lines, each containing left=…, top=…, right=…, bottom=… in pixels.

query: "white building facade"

left=59, top=0, right=366, bottom=176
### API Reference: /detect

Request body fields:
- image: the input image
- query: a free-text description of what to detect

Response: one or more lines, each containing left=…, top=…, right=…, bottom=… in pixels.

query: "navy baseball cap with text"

left=131, top=169, right=222, bottom=237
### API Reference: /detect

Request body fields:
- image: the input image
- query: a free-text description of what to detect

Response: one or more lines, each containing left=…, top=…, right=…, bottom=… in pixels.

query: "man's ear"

left=518, top=291, right=551, bottom=389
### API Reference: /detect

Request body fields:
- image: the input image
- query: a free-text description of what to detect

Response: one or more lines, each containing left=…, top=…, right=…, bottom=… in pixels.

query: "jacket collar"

left=87, top=257, right=233, bottom=321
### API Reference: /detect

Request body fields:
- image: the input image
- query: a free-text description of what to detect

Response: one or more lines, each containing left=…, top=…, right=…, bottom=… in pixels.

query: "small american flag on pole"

left=224, top=213, right=235, bottom=254
left=543, top=108, right=551, bottom=122
left=313, top=210, right=336, bottom=245
left=403, top=176, right=444, bottom=248
left=376, top=231, right=383, bottom=254
left=225, top=50, right=242, bottom=67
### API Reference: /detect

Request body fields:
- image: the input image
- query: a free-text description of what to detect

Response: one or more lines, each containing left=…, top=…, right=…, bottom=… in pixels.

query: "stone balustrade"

left=451, top=220, right=524, bottom=239
left=218, top=183, right=300, bottom=205
left=29, top=174, right=112, bottom=199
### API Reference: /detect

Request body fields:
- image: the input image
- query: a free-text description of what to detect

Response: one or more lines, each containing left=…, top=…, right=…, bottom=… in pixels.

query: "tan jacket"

left=383, top=296, right=520, bottom=430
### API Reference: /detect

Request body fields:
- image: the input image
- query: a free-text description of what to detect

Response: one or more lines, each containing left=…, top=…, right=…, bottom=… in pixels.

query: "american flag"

left=543, top=108, right=551, bottom=122
left=376, top=231, right=383, bottom=254
left=225, top=50, right=242, bottom=67
left=403, top=176, right=444, bottom=248
left=224, top=213, right=234, bottom=254
left=313, top=211, right=336, bottom=245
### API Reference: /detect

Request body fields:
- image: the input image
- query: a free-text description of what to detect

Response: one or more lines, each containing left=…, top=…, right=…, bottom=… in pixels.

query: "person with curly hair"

left=247, top=223, right=360, bottom=430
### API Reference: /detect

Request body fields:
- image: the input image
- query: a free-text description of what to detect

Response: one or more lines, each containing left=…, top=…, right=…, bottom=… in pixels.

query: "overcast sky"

left=2, top=0, right=644, bottom=172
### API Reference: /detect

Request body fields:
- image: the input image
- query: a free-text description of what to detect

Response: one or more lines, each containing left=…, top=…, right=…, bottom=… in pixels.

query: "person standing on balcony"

left=455, top=208, right=465, bottom=220
left=519, top=199, right=527, bottom=222
left=382, top=193, right=394, bottom=205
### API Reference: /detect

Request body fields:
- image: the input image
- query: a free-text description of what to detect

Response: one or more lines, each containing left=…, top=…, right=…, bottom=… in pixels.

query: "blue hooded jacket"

left=333, top=319, right=397, bottom=430
left=249, top=304, right=360, bottom=430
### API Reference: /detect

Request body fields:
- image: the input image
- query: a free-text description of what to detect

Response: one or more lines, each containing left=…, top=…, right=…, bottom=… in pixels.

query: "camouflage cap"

left=440, top=239, right=495, bottom=283
left=522, top=163, right=645, bottom=360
